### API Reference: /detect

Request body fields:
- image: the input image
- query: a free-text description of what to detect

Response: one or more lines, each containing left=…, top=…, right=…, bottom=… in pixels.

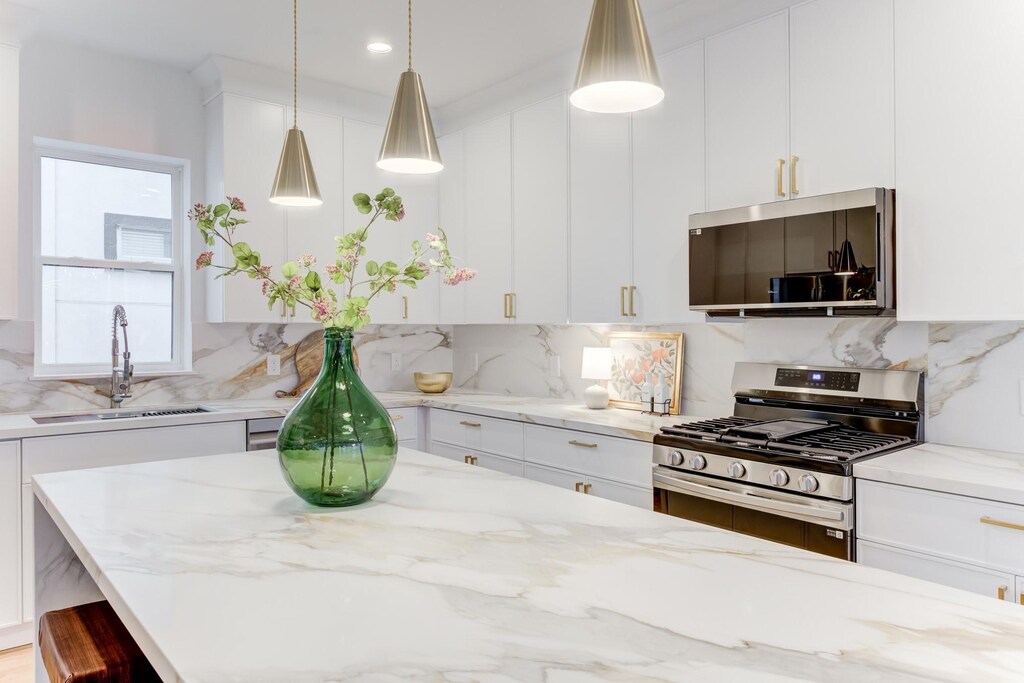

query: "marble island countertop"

left=33, top=448, right=1024, bottom=682
left=0, top=391, right=692, bottom=442
left=854, top=442, right=1024, bottom=506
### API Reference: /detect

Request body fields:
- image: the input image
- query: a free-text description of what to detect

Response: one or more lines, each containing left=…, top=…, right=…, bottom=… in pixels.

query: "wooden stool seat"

left=38, top=600, right=159, bottom=683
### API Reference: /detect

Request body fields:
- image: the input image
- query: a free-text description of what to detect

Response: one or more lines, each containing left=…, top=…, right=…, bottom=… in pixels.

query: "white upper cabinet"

left=342, top=120, right=439, bottom=325
left=631, top=42, right=706, bottom=324
left=895, top=0, right=1024, bottom=321
left=790, top=0, right=894, bottom=196
left=206, top=94, right=288, bottom=323
left=569, top=109, right=632, bottom=323
left=0, top=45, right=17, bottom=321
left=705, top=12, right=790, bottom=210
left=464, top=115, right=514, bottom=324
left=437, top=132, right=466, bottom=324
left=513, top=93, right=569, bottom=324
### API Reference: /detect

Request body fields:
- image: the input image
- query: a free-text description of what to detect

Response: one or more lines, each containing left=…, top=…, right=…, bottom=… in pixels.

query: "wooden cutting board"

left=275, top=331, right=359, bottom=398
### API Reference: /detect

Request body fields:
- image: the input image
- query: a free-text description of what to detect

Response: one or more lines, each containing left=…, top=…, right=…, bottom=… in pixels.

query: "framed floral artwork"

left=606, top=332, right=685, bottom=414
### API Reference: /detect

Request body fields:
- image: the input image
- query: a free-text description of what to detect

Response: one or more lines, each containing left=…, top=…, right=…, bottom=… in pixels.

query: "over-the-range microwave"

left=688, top=188, right=895, bottom=317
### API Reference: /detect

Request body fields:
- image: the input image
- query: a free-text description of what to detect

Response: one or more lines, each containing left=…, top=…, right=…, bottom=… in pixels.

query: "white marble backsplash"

left=0, top=320, right=452, bottom=414
left=452, top=319, right=1024, bottom=455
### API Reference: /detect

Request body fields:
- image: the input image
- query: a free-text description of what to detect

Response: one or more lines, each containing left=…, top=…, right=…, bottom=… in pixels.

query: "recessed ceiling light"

left=366, top=42, right=392, bottom=54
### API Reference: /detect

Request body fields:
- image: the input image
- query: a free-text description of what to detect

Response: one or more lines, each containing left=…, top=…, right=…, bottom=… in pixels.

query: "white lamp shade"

left=581, top=347, right=612, bottom=380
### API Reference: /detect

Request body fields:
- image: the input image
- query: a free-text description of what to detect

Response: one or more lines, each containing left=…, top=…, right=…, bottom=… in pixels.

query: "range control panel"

left=774, top=368, right=861, bottom=392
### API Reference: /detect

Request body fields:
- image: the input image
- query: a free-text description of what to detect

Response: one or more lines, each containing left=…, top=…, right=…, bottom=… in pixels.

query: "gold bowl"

left=414, top=372, right=453, bottom=394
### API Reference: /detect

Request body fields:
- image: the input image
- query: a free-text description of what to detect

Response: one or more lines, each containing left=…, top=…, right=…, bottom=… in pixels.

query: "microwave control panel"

left=774, top=368, right=861, bottom=392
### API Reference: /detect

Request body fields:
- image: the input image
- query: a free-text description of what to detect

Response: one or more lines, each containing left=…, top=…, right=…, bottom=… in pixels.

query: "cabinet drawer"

left=22, top=421, right=246, bottom=483
left=524, top=424, right=651, bottom=488
left=388, top=407, right=419, bottom=442
left=429, top=441, right=524, bottom=477
left=858, top=540, right=1016, bottom=603
left=858, top=480, right=1024, bottom=574
left=525, top=463, right=587, bottom=493
left=429, top=409, right=524, bottom=459
left=587, top=475, right=654, bottom=510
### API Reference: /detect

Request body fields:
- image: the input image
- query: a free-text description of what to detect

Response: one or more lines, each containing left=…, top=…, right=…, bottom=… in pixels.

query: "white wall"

left=17, top=38, right=206, bottom=321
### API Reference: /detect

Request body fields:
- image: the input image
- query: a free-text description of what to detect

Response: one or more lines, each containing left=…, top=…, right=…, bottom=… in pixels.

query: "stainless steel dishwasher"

left=246, top=417, right=284, bottom=451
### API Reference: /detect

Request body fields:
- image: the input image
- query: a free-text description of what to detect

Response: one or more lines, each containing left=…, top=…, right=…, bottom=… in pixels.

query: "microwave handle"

left=876, top=211, right=884, bottom=284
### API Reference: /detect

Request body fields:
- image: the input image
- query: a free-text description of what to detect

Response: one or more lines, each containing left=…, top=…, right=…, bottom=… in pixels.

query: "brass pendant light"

left=270, top=0, right=322, bottom=206
left=377, top=0, right=443, bottom=174
left=570, top=0, right=664, bottom=114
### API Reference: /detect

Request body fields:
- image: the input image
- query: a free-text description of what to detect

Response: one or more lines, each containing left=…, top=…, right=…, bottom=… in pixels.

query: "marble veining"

left=855, top=442, right=1024, bottom=506
left=33, top=449, right=1024, bottom=682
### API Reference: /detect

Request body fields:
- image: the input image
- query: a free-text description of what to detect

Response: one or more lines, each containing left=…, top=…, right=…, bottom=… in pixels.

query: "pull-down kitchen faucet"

left=110, top=305, right=134, bottom=408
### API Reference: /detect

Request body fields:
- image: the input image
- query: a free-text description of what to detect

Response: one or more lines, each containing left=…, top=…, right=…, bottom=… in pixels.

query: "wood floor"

left=0, top=645, right=32, bottom=682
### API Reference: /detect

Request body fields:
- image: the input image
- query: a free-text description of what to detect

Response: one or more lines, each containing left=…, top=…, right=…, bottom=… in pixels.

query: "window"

left=34, top=140, right=191, bottom=376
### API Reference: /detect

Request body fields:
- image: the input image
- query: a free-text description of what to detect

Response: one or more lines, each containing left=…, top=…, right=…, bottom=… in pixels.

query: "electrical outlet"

left=267, top=354, right=281, bottom=376
left=548, top=355, right=561, bottom=377
left=390, top=353, right=402, bottom=372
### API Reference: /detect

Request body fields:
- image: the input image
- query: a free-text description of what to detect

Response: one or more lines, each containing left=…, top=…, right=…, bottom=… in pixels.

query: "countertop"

left=0, top=392, right=691, bottom=442
left=854, top=442, right=1024, bottom=506
left=33, top=448, right=1024, bottom=682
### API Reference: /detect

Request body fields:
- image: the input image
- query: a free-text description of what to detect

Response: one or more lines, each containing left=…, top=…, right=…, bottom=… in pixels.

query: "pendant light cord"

left=408, top=0, right=413, bottom=71
left=293, top=0, right=298, bottom=127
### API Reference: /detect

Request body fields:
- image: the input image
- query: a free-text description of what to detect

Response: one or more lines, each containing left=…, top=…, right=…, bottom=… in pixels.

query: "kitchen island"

left=32, top=449, right=1024, bottom=682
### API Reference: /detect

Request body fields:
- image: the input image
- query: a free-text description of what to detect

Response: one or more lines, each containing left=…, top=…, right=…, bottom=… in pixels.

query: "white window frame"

left=33, top=138, right=192, bottom=378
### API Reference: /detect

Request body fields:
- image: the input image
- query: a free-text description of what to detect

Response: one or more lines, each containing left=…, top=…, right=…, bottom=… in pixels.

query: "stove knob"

left=727, top=462, right=746, bottom=479
left=798, top=474, right=820, bottom=493
left=690, top=454, right=707, bottom=471
left=668, top=450, right=685, bottom=466
left=769, top=468, right=789, bottom=487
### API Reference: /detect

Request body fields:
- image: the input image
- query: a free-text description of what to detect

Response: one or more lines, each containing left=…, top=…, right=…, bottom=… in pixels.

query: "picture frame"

left=605, top=331, right=685, bottom=415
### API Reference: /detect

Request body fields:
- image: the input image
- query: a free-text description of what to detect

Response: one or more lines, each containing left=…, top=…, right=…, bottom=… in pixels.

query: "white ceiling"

left=5, top=0, right=756, bottom=107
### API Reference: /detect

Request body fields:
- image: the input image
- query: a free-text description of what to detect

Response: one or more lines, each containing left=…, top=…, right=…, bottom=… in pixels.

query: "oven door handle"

left=653, top=471, right=849, bottom=526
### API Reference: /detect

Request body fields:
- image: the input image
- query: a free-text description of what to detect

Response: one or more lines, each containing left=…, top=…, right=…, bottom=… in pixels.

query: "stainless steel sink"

left=32, top=406, right=213, bottom=425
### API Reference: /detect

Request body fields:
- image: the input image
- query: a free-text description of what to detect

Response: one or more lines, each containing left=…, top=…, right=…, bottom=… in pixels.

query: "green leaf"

left=365, top=260, right=380, bottom=276
left=213, top=204, right=230, bottom=217
left=352, top=193, right=372, bottom=214
left=231, top=242, right=253, bottom=259
left=281, top=261, right=299, bottom=278
left=304, top=271, right=321, bottom=290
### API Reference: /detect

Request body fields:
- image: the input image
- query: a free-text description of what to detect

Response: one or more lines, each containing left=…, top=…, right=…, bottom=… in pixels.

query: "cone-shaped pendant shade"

left=571, top=0, right=664, bottom=113
left=835, top=239, right=859, bottom=276
left=378, top=70, right=443, bottom=174
left=270, top=127, right=322, bottom=206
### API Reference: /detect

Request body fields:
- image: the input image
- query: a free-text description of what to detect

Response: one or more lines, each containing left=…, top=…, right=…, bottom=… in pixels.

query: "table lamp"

left=581, top=347, right=612, bottom=410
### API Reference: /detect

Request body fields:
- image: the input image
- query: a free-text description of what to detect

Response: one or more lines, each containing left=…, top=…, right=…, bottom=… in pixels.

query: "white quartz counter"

left=33, top=448, right=1024, bottom=682
left=854, top=442, right=1024, bottom=506
left=0, top=392, right=690, bottom=442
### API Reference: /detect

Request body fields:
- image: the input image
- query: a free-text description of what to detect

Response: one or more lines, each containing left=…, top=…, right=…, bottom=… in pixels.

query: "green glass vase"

left=277, top=327, right=398, bottom=507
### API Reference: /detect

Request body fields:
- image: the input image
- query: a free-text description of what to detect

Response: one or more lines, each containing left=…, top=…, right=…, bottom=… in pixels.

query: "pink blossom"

left=298, top=254, right=317, bottom=269
left=261, top=280, right=271, bottom=295
left=395, top=207, right=405, bottom=221
left=425, top=233, right=441, bottom=244
left=416, top=261, right=429, bottom=270
left=257, top=265, right=272, bottom=279
left=443, top=267, right=476, bottom=286
left=194, top=251, right=213, bottom=270
left=188, top=203, right=208, bottom=221
left=227, top=196, right=246, bottom=212
left=311, top=297, right=334, bottom=320
left=288, top=275, right=302, bottom=287
left=324, top=263, right=340, bottom=275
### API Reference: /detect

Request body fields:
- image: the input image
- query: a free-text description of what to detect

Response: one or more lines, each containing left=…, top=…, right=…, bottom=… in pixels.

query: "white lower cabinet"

left=428, top=441, right=524, bottom=477
left=388, top=407, right=422, bottom=451
left=0, top=441, right=20, bottom=632
left=524, top=463, right=652, bottom=509
left=857, top=479, right=1024, bottom=604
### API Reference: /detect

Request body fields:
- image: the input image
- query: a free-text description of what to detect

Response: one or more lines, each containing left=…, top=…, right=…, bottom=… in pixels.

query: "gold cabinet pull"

left=463, top=455, right=478, bottom=465
left=402, top=296, right=409, bottom=320
left=459, top=420, right=482, bottom=428
left=391, top=414, right=404, bottom=421
left=574, top=481, right=584, bottom=492
left=998, top=585, right=1008, bottom=600
left=979, top=516, right=1024, bottom=532
left=776, top=158, right=786, bottom=197
left=1020, top=592, right=1023, bottom=606
left=790, top=155, right=799, bottom=195
left=280, top=300, right=287, bottom=320
left=583, top=483, right=592, bottom=495
left=569, top=439, right=598, bottom=449
left=620, top=286, right=628, bottom=317
left=629, top=285, right=637, bottom=317
left=508, top=292, right=516, bottom=319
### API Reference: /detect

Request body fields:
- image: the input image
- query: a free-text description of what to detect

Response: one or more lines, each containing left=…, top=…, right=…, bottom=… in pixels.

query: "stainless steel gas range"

left=653, top=362, right=924, bottom=560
